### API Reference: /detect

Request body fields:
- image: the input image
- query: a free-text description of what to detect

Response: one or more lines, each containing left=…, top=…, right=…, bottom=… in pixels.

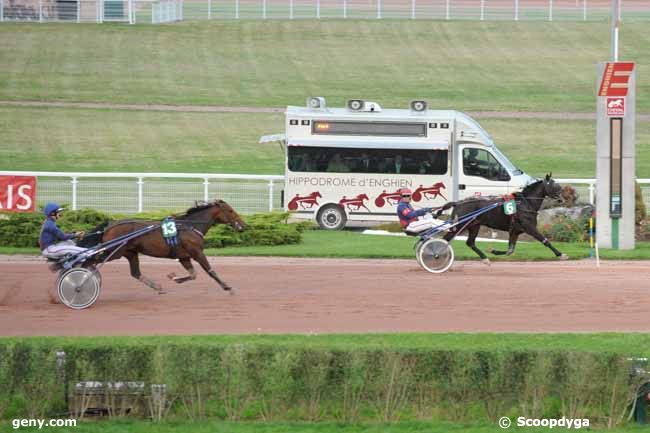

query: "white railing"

left=0, top=171, right=284, bottom=214
left=1, top=171, right=650, bottom=214
left=557, top=178, right=650, bottom=213
left=0, top=0, right=648, bottom=23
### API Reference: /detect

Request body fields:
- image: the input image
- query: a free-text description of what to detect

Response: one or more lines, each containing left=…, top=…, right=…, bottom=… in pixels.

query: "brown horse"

left=79, top=199, right=246, bottom=293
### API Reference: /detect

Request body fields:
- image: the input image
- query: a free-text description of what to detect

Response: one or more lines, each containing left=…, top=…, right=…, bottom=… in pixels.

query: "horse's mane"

left=521, top=179, right=543, bottom=196
left=183, top=199, right=225, bottom=216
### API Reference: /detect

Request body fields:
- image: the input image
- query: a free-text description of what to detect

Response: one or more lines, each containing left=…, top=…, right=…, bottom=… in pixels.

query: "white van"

left=261, top=97, right=533, bottom=229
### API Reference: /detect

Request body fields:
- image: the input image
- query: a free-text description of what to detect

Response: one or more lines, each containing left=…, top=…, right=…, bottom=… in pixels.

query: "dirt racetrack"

left=0, top=256, right=648, bottom=336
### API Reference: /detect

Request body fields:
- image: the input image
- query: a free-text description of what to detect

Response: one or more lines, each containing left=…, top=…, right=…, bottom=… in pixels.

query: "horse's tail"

left=435, top=201, right=458, bottom=218
left=77, top=220, right=110, bottom=248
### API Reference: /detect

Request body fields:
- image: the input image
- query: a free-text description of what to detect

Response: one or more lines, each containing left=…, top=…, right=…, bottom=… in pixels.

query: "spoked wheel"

left=414, top=239, right=426, bottom=266
left=57, top=267, right=101, bottom=310
left=418, top=238, right=455, bottom=274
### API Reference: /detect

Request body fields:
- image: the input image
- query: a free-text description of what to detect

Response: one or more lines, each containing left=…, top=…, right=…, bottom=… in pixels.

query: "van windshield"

left=457, top=112, right=493, bottom=145
left=492, top=147, right=522, bottom=175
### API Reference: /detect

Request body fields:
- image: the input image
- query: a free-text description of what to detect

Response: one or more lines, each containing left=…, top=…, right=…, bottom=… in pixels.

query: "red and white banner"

left=0, top=176, right=37, bottom=212
left=598, top=62, right=634, bottom=97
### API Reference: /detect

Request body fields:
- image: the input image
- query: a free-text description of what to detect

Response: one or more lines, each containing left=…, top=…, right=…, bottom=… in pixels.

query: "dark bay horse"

left=438, top=174, right=566, bottom=263
left=79, top=199, right=246, bottom=292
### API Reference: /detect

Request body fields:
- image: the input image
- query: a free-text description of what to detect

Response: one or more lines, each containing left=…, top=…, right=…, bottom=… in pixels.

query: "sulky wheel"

left=57, top=267, right=101, bottom=310
left=414, top=239, right=426, bottom=267
left=418, top=238, right=455, bottom=274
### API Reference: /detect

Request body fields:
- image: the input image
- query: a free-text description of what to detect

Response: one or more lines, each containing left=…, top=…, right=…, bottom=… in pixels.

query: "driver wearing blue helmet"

left=39, top=203, right=87, bottom=259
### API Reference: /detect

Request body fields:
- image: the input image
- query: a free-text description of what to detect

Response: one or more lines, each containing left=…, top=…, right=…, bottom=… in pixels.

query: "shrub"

left=540, top=216, right=588, bottom=243
left=635, top=182, right=646, bottom=225
left=203, top=212, right=314, bottom=248
left=0, top=210, right=311, bottom=249
left=0, top=339, right=642, bottom=428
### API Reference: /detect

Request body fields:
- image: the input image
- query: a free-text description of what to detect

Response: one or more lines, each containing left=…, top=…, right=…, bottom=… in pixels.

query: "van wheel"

left=317, top=205, right=347, bottom=230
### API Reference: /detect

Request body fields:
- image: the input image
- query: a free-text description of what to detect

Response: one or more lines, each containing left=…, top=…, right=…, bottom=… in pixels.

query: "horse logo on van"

left=412, top=182, right=447, bottom=201
left=374, top=189, right=403, bottom=207
left=339, top=194, right=370, bottom=212
left=288, top=191, right=322, bottom=210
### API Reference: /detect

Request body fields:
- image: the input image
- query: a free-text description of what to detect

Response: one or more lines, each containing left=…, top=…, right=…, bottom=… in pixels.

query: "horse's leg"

left=465, top=224, right=490, bottom=265
left=489, top=230, right=520, bottom=256
left=191, top=250, right=233, bottom=292
left=125, top=251, right=164, bottom=292
left=167, top=258, right=197, bottom=284
left=526, top=226, right=568, bottom=259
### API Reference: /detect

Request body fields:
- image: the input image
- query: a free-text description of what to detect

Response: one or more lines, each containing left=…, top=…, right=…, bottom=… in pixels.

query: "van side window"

left=288, top=147, right=448, bottom=175
left=463, top=148, right=510, bottom=181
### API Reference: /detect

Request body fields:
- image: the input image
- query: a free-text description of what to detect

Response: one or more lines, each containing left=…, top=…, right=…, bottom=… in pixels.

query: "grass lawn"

left=1, top=21, right=649, bottom=113
left=3, top=419, right=644, bottom=433
left=8, top=332, right=650, bottom=354
left=207, top=230, right=650, bottom=260
left=4, top=230, right=650, bottom=260
left=2, top=106, right=650, bottom=177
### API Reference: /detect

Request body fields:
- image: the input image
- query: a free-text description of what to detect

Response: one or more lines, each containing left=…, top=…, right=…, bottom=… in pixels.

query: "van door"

left=457, top=146, right=512, bottom=200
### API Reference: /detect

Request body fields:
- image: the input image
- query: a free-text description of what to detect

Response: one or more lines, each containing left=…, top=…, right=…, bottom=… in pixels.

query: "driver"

left=396, top=188, right=444, bottom=233
left=40, top=203, right=87, bottom=259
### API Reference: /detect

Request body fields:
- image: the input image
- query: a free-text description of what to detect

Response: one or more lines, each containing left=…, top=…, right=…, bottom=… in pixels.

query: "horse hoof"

left=167, top=272, right=176, bottom=280
left=481, top=258, right=491, bottom=266
left=560, top=254, right=569, bottom=261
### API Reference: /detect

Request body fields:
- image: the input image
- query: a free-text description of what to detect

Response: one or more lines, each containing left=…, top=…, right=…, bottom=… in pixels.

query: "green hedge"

left=0, top=210, right=313, bottom=248
left=0, top=339, right=642, bottom=427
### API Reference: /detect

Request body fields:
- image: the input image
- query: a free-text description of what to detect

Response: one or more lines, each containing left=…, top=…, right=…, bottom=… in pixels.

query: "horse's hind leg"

left=466, top=224, right=490, bottom=264
left=192, top=251, right=233, bottom=292
left=490, top=230, right=520, bottom=256
left=167, top=258, right=197, bottom=284
left=125, top=251, right=164, bottom=293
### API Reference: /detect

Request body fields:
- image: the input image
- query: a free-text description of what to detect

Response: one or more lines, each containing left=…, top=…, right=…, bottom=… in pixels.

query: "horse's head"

left=214, top=200, right=246, bottom=232
left=194, top=199, right=245, bottom=232
left=542, top=173, right=562, bottom=200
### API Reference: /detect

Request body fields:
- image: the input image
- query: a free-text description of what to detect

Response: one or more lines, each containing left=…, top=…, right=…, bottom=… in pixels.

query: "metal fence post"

left=235, top=0, right=238, bottom=18
left=376, top=0, right=380, bottom=18
left=208, top=0, right=211, bottom=19
left=342, top=0, right=346, bottom=18
left=316, top=0, right=319, bottom=18
left=71, top=177, right=78, bottom=210
left=180, top=0, right=183, bottom=20
left=137, top=178, right=144, bottom=213
left=514, top=0, right=518, bottom=20
left=203, top=178, right=209, bottom=201
left=289, top=0, right=293, bottom=19
left=410, top=0, right=414, bottom=19
left=262, top=0, right=265, bottom=18
left=1, top=0, right=4, bottom=22
left=76, top=0, right=80, bottom=22
left=548, top=0, right=552, bottom=21
left=268, top=180, right=274, bottom=211
left=445, top=0, right=449, bottom=20
left=583, top=0, right=586, bottom=21
left=588, top=182, right=595, bottom=205
left=39, top=0, right=43, bottom=22
left=480, top=0, right=484, bottom=20
left=129, top=0, right=134, bottom=23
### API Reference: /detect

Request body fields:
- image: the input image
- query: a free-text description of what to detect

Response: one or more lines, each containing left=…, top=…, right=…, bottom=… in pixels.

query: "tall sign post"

left=595, top=0, right=636, bottom=250
left=596, top=61, right=635, bottom=249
